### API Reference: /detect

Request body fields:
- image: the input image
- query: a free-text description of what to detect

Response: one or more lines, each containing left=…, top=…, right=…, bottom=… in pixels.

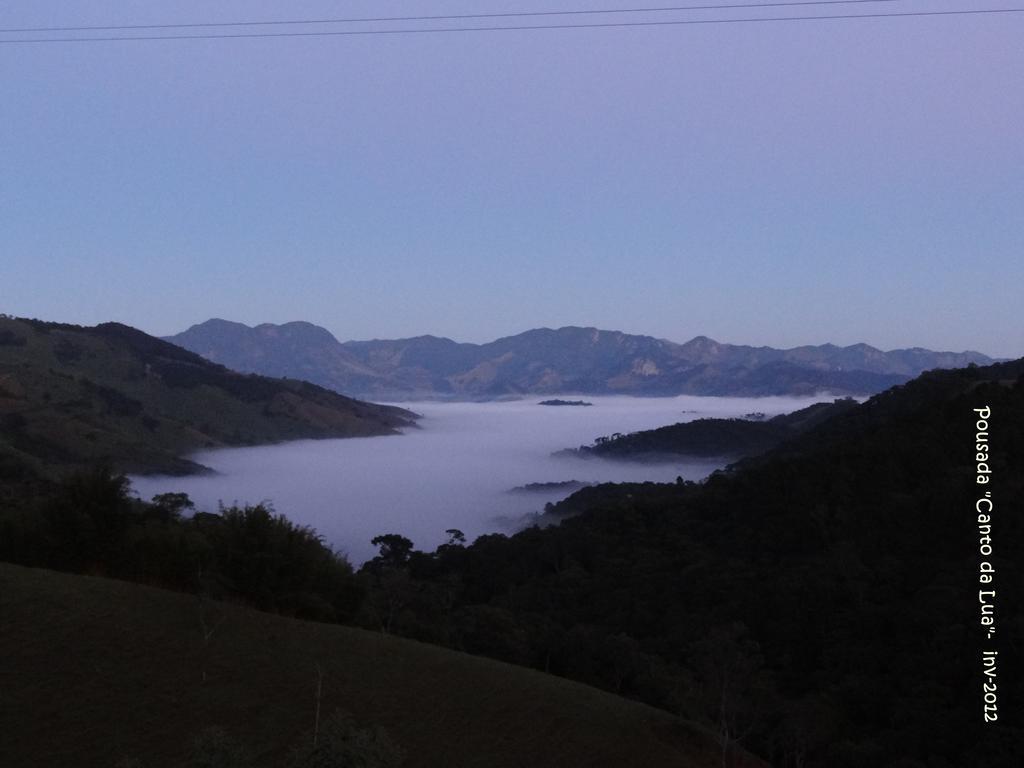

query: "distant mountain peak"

left=183, top=317, right=249, bottom=333
left=164, top=319, right=379, bottom=389
left=254, top=321, right=340, bottom=346
left=165, top=320, right=997, bottom=400
left=680, top=336, right=725, bottom=359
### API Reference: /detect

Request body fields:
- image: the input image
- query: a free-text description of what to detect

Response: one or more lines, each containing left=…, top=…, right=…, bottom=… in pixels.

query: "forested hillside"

left=557, top=398, right=858, bottom=461
left=353, top=359, right=1024, bottom=767
left=0, top=317, right=416, bottom=476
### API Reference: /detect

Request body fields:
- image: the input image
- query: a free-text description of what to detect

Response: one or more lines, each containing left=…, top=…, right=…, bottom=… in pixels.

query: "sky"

left=2, top=0, right=1022, bottom=356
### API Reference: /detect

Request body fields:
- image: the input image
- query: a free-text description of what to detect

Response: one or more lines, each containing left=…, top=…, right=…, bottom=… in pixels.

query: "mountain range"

left=166, top=319, right=995, bottom=399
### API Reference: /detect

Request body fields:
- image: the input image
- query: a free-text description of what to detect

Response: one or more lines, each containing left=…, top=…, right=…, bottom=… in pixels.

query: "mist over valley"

left=130, top=394, right=827, bottom=563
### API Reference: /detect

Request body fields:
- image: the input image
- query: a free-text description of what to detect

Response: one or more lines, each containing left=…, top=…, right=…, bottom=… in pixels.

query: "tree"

left=150, top=491, right=195, bottom=522
left=42, top=464, right=135, bottom=573
left=369, top=534, right=414, bottom=568
left=443, top=529, right=465, bottom=546
left=688, top=623, right=773, bottom=768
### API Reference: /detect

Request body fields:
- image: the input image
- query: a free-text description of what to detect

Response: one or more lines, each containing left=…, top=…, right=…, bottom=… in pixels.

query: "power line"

left=2, top=8, right=1021, bottom=44
left=0, top=0, right=904, bottom=34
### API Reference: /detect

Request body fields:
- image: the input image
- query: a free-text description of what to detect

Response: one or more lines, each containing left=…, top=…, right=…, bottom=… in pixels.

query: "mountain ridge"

left=166, top=320, right=996, bottom=399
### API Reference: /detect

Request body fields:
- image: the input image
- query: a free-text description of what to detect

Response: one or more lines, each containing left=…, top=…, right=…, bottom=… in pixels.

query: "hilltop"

left=0, top=562, right=733, bottom=768
left=557, top=398, right=859, bottom=461
left=166, top=320, right=995, bottom=399
left=0, top=317, right=416, bottom=476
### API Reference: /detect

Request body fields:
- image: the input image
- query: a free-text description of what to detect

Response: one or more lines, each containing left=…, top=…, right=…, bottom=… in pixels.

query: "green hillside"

left=0, top=317, right=416, bottom=476
left=0, top=562, right=735, bottom=768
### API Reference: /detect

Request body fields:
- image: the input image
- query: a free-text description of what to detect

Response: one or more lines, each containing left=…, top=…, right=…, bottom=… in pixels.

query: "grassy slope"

left=0, top=318, right=416, bottom=476
left=0, top=563, right=737, bottom=768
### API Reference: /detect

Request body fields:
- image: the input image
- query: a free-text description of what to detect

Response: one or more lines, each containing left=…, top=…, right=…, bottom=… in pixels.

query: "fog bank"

left=131, top=395, right=830, bottom=564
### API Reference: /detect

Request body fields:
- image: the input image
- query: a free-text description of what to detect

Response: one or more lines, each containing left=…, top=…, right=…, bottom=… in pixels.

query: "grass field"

left=0, top=563, right=747, bottom=768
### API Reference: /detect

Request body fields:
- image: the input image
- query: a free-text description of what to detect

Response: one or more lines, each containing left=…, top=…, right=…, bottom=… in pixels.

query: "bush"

left=189, top=727, right=250, bottom=768
left=287, top=711, right=404, bottom=768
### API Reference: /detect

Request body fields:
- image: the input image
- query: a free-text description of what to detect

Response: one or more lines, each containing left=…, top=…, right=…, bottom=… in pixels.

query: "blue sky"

left=2, top=1, right=1022, bottom=355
